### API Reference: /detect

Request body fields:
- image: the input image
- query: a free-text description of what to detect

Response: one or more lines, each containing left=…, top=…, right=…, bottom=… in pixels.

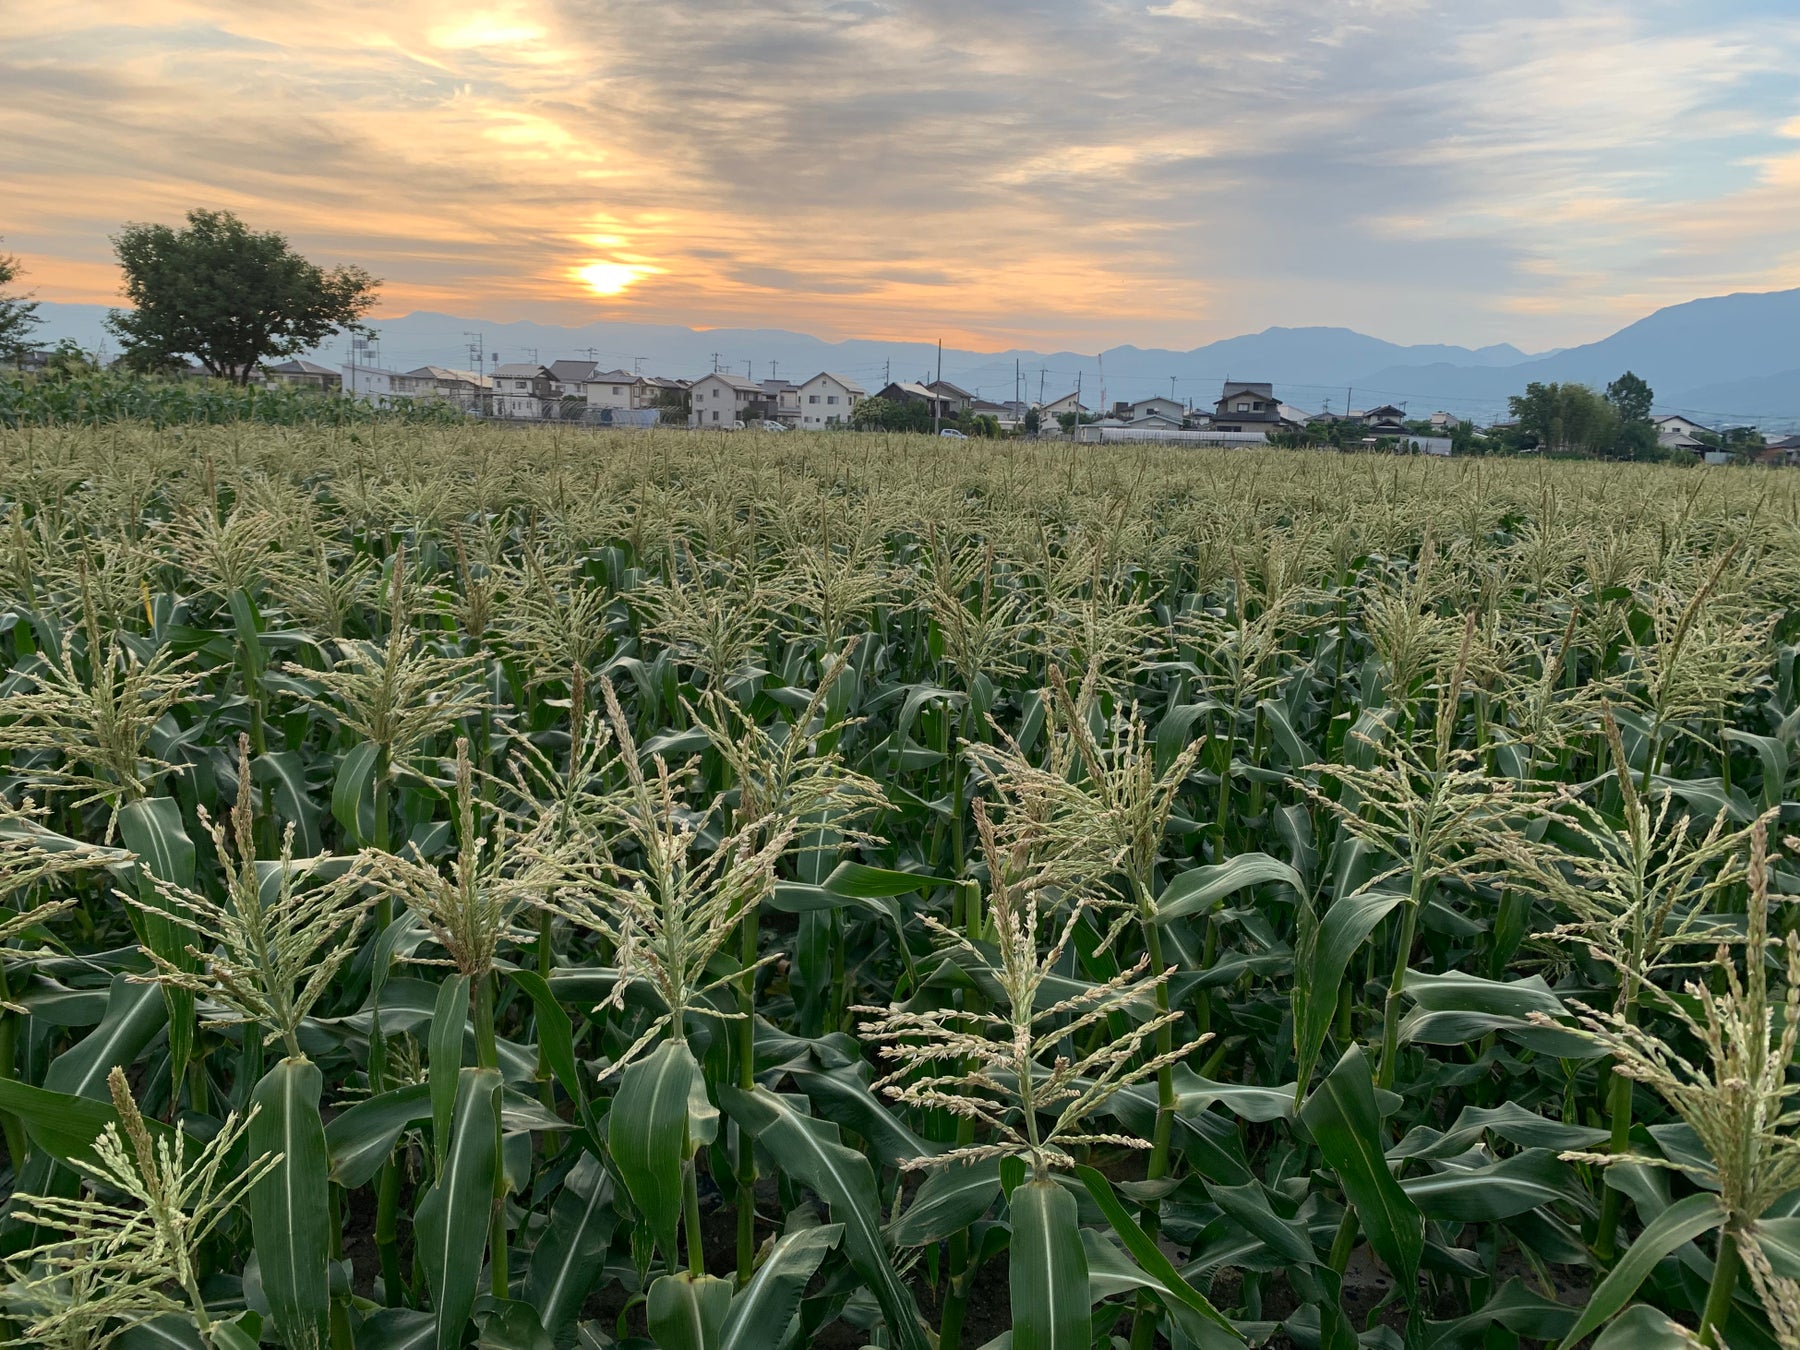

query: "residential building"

left=1428, top=411, right=1462, bottom=431
left=265, top=359, right=339, bottom=391
left=970, top=398, right=1026, bottom=431
left=875, top=381, right=958, bottom=423
left=547, top=360, right=598, bottom=399
left=797, top=372, right=867, bottom=428
left=491, top=363, right=554, bottom=419
left=759, top=379, right=802, bottom=425
left=1127, top=396, right=1185, bottom=425
left=398, top=366, right=488, bottom=407
left=1358, top=404, right=1409, bottom=435
left=1211, top=381, right=1282, bottom=431
left=1758, top=434, right=1800, bottom=466
left=689, top=372, right=764, bottom=427
left=582, top=369, right=638, bottom=411
left=1653, top=414, right=1709, bottom=445
left=341, top=364, right=401, bottom=405
left=926, top=380, right=974, bottom=415
left=1040, top=391, right=1089, bottom=424
left=636, top=375, right=688, bottom=411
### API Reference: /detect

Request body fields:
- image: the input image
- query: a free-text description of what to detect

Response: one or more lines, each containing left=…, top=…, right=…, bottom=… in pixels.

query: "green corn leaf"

left=247, top=1057, right=332, bottom=1350
left=720, top=1224, right=842, bottom=1350
left=524, top=1154, right=618, bottom=1335
left=820, top=860, right=939, bottom=898
left=646, top=1272, right=732, bottom=1350
left=0, top=1076, right=172, bottom=1168
left=1010, top=1179, right=1090, bottom=1350
left=1155, top=852, right=1306, bottom=922
left=719, top=1085, right=930, bottom=1350
left=332, top=741, right=380, bottom=846
left=1297, top=1045, right=1423, bottom=1294
left=508, top=968, right=583, bottom=1107
left=1399, top=1149, right=1584, bottom=1224
left=610, top=1040, right=703, bottom=1268
left=414, top=1067, right=501, bottom=1350
left=1291, top=889, right=1405, bottom=1100
left=324, top=1082, right=430, bottom=1188
left=1202, top=1180, right=1315, bottom=1266
left=117, top=795, right=197, bottom=1092
left=1074, top=1166, right=1240, bottom=1342
left=251, top=750, right=323, bottom=856
left=429, top=973, right=470, bottom=1172
left=889, top=1158, right=1003, bottom=1247
left=1592, top=1304, right=1697, bottom=1350
left=43, top=975, right=167, bottom=1102
left=1556, top=1192, right=1727, bottom=1350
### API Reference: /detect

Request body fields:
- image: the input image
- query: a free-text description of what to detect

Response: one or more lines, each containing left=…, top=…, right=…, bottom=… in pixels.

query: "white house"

left=797, top=372, right=866, bottom=428
left=491, top=363, right=554, bottom=419
left=583, top=369, right=638, bottom=411
left=341, top=364, right=399, bottom=406
left=1653, top=414, right=1709, bottom=445
left=1040, top=391, right=1089, bottom=423
left=1128, top=396, right=1185, bottom=425
left=690, top=372, right=764, bottom=428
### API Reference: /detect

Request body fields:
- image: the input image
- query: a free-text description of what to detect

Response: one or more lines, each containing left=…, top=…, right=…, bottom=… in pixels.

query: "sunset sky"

left=4, top=0, right=1799, bottom=352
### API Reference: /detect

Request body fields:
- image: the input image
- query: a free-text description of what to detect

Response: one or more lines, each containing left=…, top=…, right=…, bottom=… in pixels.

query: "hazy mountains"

left=29, top=286, right=1800, bottom=427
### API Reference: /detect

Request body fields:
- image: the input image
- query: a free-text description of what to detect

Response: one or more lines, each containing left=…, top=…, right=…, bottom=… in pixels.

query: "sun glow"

left=576, top=261, right=656, bottom=297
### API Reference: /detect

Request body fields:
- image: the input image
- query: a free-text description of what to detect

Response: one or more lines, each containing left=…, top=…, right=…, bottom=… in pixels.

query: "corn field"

left=0, top=424, right=1797, bottom=1350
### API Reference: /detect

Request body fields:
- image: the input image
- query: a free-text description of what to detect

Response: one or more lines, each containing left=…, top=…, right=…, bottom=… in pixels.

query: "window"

left=809, top=394, right=820, bottom=404
left=711, top=410, right=719, bottom=422
left=612, top=386, right=622, bottom=395
left=516, top=381, right=527, bottom=390
left=1235, top=401, right=1248, bottom=411
left=827, top=395, right=838, bottom=405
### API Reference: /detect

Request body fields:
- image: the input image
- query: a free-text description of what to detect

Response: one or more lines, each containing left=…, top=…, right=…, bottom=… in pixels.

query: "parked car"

left=758, top=420, right=789, bottom=432
left=939, top=429, right=968, bottom=439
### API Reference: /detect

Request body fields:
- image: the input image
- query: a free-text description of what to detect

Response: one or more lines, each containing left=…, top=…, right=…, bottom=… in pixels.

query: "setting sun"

left=575, top=261, right=656, bottom=297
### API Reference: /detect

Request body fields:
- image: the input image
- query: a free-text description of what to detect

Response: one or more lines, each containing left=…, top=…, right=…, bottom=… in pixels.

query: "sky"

left=3, top=0, right=1800, bottom=354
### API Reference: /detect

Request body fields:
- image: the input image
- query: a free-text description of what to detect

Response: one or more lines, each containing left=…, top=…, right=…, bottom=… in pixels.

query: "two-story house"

left=798, top=372, right=866, bottom=428
left=1210, top=381, right=1281, bottom=431
left=1128, top=396, right=1186, bottom=426
left=583, top=369, right=638, bottom=411
left=1040, top=391, right=1089, bottom=425
left=492, top=363, right=554, bottom=419
left=759, top=379, right=802, bottom=426
left=689, top=372, right=764, bottom=427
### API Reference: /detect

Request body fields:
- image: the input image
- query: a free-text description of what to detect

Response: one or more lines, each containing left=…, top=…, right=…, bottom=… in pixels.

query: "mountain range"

left=28, top=287, right=1800, bottom=427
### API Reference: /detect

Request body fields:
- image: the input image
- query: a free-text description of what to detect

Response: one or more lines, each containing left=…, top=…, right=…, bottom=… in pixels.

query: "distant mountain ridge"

left=26, top=287, right=1800, bottom=427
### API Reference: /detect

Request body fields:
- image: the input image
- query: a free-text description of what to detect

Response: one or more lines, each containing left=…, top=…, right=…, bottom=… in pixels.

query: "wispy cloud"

left=3, top=0, right=1798, bottom=349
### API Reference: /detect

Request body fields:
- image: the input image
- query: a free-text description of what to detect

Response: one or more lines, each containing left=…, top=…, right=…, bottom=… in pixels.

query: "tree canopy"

left=0, top=244, right=41, bottom=363
left=106, top=210, right=378, bottom=384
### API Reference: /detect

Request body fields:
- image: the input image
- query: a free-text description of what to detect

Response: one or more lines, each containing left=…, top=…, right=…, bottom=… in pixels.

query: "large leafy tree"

left=0, top=243, right=42, bottom=363
left=106, top=210, right=378, bottom=384
left=1508, top=380, right=1621, bottom=457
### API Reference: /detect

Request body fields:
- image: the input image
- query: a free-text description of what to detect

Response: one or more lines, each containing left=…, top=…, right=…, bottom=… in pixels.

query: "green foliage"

left=106, top=209, right=379, bottom=384
left=0, top=367, right=463, bottom=428
left=0, top=242, right=40, bottom=362
left=0, top=424, right=1792, bottom=1350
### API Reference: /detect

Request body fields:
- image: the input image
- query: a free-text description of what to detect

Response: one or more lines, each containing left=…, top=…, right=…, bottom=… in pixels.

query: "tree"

left=1023, top=406, right=1041, bottom=435
left=0, top=243, right=42, bottom=364
left=1605, top=370, right=1653, bottom=424
left=106, top=209, right=379, bottom=384
left=1507, top=381, right=1620, bottom=457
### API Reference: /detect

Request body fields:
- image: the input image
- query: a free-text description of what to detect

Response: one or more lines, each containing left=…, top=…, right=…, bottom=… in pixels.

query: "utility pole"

left=1346, top=387, right=1353, bottom=418
left=526, top=347, right=539, bottom=366
left=633, top=356, right=645, bottom=373
left=463, top=331, right=485, bottom=382
left=712, top=352, right=723, bottom=373
left=745, top=360, right=754, bottom=379
left=1170, top=375, right=1178, bottom=403
left=1016, top=358, right=1021, bottom=417
left=933, top=339, right=943, bottom=434
left=770, top=360, right=778, bottom=380
left=581, top=347, right=599, bottom=362
left=1039, top=367, right=1047, bottom=405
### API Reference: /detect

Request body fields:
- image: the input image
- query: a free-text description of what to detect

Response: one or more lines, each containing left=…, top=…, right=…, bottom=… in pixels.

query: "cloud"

left=3, top=0, right=1799, bottom=352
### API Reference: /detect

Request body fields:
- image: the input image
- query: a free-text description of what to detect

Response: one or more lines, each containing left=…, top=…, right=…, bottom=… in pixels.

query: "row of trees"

left=2, top=211, right=379, bottom=383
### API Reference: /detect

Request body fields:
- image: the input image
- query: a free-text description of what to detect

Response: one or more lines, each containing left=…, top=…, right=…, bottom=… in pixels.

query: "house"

left=1211, top=381, right=1282, bottom=431
left=970, top=398, right=1026, bottom=431
left=797, top=372, right=866, bottom=428
left=341, top=364, right=404, bottom=405
left=689, top=372, right=764, bottom=427
left=398, top=366, right=488, bottom=407
left=1040, top=391, right=1089, bottom=424
left=1128, top=396, right=1185, bottom=426
left=547, top=360, right=598, bottom=398
left=265, top=359, right=339, bottom=391
left=1428, top=411, right=1462, bottom=431
left=582, top=369, right=638, bottom=411
left=874, top=381, right=957, bottom=424
left=636, top=375, right=688, bottom=411
left=926, top=380, right=974, bottom=415
left=1757, top=434, right=1800, bottom=466
left=1358, top=404, right=1409, bottom=435
left=1653, top=414, right=1709, bottom=445
left=759, top=379, right=802, bottom=425
left=491, top=363, right=554, bottom=418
